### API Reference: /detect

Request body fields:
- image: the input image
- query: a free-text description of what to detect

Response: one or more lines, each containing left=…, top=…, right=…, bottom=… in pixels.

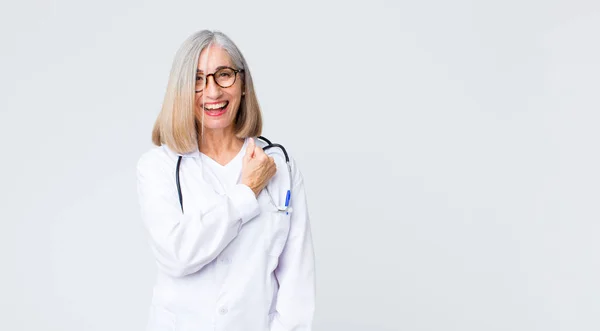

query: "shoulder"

left=136, top=145, right=179, bottom=177
left=254, top=136, right=304, bottom=183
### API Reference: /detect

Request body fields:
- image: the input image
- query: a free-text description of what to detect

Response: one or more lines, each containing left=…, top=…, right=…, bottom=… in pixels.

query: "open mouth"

left=203, top=101, right=229, bottom=116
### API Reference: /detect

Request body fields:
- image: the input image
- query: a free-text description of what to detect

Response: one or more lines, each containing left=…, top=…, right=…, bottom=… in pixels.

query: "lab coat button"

left=219, top=307, right=228, bottom=315
left=221, top=258, right=231, bottom=264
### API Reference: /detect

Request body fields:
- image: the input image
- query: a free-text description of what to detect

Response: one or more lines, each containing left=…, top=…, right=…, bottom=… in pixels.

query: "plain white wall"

left=1, top=0, right=599, bottom=330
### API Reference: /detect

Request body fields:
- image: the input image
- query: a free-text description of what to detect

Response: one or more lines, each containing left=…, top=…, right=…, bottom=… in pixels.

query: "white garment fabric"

left=136, top=137, right=316, bottom=331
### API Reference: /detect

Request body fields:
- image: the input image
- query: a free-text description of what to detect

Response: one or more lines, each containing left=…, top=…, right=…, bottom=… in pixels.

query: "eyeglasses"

left=195, top=67, right=244, bottom=93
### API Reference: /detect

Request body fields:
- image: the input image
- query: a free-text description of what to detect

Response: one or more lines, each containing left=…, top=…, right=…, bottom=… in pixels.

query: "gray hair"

left=152, top=30, right=262, bottom=154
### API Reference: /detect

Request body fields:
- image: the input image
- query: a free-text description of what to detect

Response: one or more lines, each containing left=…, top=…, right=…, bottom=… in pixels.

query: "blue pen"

left=285, top=190, right=291, bottom=215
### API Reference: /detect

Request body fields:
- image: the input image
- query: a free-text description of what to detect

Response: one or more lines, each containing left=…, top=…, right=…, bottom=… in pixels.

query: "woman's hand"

left=241, top=138, right=277, bottom=197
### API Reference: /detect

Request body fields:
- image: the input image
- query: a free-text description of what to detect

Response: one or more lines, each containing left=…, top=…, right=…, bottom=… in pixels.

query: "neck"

left=198, top=128, right=244, bottom=158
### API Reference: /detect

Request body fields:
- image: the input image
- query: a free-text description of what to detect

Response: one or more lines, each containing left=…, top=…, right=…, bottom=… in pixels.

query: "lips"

left=203, top=101, right=229, bottom=117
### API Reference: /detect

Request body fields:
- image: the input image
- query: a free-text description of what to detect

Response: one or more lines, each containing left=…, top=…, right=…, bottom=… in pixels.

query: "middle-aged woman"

left=136, top=30, right=316, bottom=331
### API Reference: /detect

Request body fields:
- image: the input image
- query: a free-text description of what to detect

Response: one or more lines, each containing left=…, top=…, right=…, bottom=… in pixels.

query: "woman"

left=136, top=30, right=316, bottom=331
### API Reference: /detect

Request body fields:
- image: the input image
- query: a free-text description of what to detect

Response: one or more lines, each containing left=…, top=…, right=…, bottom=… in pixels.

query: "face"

left=195, top=45, right=244, bottom=133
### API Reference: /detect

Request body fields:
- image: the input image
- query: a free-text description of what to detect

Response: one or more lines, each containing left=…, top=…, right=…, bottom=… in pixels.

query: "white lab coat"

left=136, top=137, right=315, bottom=331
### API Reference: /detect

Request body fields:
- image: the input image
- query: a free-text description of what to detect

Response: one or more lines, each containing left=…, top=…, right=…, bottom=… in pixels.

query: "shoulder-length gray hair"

left=151, top=30, right=262, bottom=154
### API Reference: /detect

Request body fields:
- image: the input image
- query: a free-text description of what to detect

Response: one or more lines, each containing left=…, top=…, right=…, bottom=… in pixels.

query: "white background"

left=1, top=0, right=600, bottom=330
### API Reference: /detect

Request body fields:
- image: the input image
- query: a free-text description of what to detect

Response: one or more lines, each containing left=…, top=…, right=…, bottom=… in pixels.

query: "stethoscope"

left=176, top=136, right=292, bottom=215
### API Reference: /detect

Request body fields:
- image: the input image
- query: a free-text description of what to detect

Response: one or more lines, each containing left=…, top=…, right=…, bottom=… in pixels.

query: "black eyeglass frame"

left=195, top=67, right=244, bottom=93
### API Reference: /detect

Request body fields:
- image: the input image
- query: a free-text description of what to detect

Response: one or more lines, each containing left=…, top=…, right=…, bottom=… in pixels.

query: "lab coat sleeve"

left=270, top=160, right=316, bottom=331
left=136, top=152, right=260, bottom=278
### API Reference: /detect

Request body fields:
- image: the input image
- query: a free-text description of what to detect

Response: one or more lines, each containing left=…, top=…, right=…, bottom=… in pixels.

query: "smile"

left=203, top=101, right=229, bottom=116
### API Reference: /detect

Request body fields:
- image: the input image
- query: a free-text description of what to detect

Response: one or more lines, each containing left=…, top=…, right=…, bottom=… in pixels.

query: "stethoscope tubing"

left=175, top=136, right=290, bottom=214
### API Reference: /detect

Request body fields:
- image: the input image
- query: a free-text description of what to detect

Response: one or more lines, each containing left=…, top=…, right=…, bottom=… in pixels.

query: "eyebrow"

left=196, top=66, right=233, bottom=73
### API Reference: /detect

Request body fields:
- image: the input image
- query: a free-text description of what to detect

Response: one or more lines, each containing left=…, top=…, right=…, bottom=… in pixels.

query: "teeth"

left=204, top=102, right=227, bottom=110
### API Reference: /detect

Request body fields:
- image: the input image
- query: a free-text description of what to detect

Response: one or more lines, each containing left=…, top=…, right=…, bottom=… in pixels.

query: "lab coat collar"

left=172, top=137, right=252, bottom=159
left=178, top=148, right=200, bottom=158
left=163, top=144, right=200, bottom=159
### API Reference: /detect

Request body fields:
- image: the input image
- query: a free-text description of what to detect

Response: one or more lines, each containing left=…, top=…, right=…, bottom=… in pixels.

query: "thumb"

left=245, top=137, right=255, bottom=159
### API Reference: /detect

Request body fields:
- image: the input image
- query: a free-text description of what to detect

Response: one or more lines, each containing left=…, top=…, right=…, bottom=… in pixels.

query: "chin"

left=203, top=121, right=234, bottom=131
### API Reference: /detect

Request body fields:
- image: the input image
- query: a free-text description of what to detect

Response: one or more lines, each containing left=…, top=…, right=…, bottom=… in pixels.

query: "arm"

left=270, top=162, right=316, bottom=331
left=136, top=153, right=260, bottom=278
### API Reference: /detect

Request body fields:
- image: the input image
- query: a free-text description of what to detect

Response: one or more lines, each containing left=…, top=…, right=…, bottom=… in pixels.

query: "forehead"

left=197, top=45, right=233, bottom=72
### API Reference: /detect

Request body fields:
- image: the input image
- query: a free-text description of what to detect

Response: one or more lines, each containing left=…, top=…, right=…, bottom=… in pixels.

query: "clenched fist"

left=241, top=138, right=277, bottom=197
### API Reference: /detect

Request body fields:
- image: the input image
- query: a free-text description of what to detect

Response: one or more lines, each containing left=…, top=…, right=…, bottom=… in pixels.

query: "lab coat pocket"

left=264, top=210, right=291, bottom=257
left=146, top=304, right=176, bottom=331
left=257, top=189, right=291, bottom=257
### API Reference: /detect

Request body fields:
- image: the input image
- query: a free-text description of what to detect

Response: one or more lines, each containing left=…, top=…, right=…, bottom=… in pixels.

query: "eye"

left=218, top=71, right=232, bottom=78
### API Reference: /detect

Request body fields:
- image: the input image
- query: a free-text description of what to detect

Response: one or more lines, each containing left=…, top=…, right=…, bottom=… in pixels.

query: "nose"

left=203, top=75, right=222, bottom=99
